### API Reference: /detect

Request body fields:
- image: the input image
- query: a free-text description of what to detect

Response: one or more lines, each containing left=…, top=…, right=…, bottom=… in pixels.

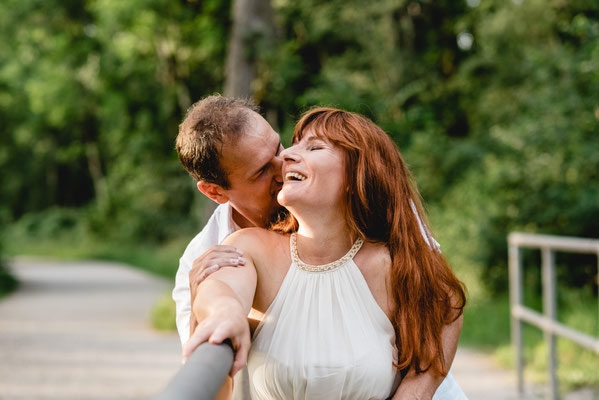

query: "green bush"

left=151, top=292, right=177, bottom=331
left=0, top=265, right=18, bottom=298
left=0, top=207, right=17, bottom=297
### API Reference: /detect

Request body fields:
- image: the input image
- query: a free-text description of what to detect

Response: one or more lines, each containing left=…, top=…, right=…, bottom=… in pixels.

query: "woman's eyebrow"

left=303, top=136, right=325, bottom=145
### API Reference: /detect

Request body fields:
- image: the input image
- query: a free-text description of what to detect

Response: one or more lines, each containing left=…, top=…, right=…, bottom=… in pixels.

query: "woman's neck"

left=293, top=209, right=355, bottom=266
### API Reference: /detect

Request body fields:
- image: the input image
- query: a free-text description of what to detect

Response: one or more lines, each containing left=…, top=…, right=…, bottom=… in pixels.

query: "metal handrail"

left=508, top=232, right=599, bottom=400
left=155, top=341, right=234, bottom=400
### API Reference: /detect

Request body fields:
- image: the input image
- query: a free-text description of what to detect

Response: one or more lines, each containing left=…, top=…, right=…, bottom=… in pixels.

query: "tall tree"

left=225, top=0, right=276, bottom=99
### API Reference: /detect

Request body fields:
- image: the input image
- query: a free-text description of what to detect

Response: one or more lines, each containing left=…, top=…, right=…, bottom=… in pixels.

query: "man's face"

left=219, top=112, right=284, bottom=228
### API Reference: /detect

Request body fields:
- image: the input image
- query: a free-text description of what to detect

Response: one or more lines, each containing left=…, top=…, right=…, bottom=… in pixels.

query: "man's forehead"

left=221, top=124, right=279, bottom=176
left=243, top=112, right=275, bottom=138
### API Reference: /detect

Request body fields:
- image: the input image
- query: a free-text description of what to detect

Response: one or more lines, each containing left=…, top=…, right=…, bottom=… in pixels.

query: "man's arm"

left=172, top=258, right=194, bottom=345
left=392, top=313, right=463, bottom=399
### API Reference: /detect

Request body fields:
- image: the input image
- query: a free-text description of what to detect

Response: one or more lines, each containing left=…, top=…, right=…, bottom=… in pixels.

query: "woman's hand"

left=182, top=286, right=252, bottom=376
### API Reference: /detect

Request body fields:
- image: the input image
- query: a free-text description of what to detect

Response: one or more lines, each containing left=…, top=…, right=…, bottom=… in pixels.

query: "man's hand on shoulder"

left=189, top=245, right=246, bottom=305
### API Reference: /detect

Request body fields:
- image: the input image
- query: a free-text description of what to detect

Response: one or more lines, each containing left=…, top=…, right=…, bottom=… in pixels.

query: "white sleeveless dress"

left=247, top=233, right=467, bottom=400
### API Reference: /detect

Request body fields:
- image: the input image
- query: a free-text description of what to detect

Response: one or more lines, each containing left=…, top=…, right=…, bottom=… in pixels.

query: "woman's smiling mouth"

left=285, top=172, right=307, bottom=181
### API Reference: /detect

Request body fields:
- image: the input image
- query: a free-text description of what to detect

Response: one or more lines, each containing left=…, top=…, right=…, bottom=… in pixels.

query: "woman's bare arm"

left=182, top=230, right=259, bottom=375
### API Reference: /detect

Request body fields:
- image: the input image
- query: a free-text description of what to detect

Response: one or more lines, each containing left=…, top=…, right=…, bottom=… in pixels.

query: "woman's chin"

left=276, top=190, right=294, bottom=208
left=277, top=190, right=308, bottom=211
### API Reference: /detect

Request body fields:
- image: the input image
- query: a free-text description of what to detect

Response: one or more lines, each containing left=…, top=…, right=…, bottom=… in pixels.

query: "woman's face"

left=277, top=128, right=346, bottom=211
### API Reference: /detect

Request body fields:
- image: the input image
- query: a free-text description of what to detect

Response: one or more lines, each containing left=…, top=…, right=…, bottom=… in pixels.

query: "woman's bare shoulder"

left=224, top=227, right=269, bottom=241
left=356, top=241, right=391, bottom=273
left=223, top=228, right=287, bottom=256
left=355, top=241, right=393, bottom=317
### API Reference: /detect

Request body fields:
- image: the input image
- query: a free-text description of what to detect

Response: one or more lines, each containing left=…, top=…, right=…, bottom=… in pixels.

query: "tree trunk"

left=224, top=0, right=275, bottom=99
left=85, top=142, right=110, bottom=211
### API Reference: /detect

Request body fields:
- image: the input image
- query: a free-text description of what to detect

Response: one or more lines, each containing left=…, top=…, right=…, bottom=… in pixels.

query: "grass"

left=4, top=230, right=188, bottom=279
left=460, top=294, right=512, bottom=349
left=151, top=292, right=178, bottom=331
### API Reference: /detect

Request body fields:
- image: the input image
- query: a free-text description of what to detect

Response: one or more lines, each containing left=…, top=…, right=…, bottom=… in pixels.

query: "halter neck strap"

left=290, top=232, right=364, bottom=272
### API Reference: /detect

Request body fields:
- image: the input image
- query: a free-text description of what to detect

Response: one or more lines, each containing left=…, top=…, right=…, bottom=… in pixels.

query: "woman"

left=185, top=108, right=467, bottom=399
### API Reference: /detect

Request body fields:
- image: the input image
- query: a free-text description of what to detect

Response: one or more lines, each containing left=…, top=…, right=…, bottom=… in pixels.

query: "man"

left=173, top=95, right=284, bottom=345
left=173, top=94, right=461, bottom=398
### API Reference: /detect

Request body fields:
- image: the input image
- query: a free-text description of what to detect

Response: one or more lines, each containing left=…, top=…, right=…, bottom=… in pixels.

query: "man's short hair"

left=176, top=95, right=259, bottom=189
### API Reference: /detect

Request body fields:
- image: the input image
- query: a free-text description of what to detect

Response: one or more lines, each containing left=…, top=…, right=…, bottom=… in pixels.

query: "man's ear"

left=197, top=181, right=230, bottom=204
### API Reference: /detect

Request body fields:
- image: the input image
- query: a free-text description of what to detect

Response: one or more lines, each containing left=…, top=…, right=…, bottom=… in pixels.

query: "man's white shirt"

left=172, top=202, right=240, bottom=344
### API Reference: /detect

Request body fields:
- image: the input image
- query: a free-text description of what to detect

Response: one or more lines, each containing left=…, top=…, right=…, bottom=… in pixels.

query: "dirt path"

left=0, top=259, right=180, bottom=400
left=452, top=347, right=543, bottom=399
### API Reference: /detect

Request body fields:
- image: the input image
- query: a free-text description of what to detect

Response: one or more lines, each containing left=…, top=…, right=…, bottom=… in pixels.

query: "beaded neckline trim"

left=290, top=232, right=364, bottom=272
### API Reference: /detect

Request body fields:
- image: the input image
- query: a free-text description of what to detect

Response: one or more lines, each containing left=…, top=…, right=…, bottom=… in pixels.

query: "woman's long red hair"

left=274, top=107, right=466, bottom=376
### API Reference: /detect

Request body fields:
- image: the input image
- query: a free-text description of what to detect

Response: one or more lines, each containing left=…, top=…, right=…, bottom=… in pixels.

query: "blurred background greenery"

left=1, top=0, right=598, bottom=392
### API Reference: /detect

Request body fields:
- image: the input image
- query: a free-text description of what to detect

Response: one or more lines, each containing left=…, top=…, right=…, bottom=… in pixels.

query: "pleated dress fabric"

left=247, top=233, right=468, bottom=400
left=247, top=234, right=396, bottom=400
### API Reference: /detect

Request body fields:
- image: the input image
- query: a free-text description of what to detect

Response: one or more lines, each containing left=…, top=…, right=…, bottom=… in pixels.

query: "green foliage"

left=0, top=255, right=18, bottom=298
left=0, top=0, right=228, bottom=242
left=445, top=0, right=599, bottom=292
left=151, top=292, right=178, bottom=331
left=261, top=0, right=599, bottom=296
left=5, top=212, right=191, bottom=279
left=0, top=200, right=18, bottom=297
left=460, top=294, right=511, bottom=349
left=3, top=0, right=597, bottom=260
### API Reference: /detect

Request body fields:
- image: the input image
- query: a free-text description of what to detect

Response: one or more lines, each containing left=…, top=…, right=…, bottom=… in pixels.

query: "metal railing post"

left=542, top=247, right=558, bottom=400
left=509, top=241, right=524, bottom=394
